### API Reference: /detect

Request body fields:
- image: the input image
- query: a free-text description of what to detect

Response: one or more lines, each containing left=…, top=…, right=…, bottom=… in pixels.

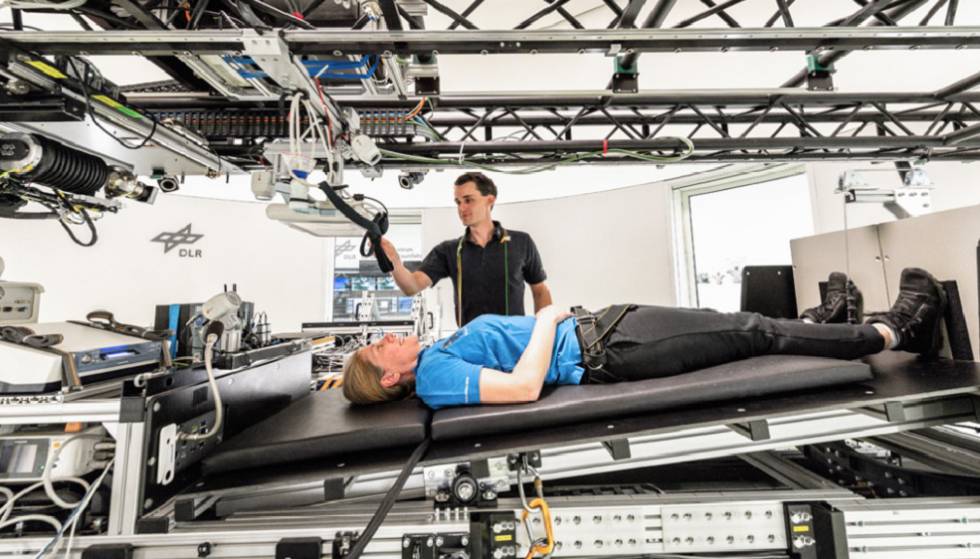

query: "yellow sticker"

left=92, top=94, right=123, bottom=109
left=792, top=526, right=810, bottom=533
left=26, top=60, right=66, bottom=79
left=494, top=535, right=513, bottom=542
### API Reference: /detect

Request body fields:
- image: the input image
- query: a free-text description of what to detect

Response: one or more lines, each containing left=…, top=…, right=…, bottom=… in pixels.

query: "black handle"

left=320, top=182, right=394, bottom=273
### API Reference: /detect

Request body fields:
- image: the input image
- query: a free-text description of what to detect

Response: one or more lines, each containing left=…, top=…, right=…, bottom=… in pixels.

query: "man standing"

left=379, top=172, right=552, bottom=326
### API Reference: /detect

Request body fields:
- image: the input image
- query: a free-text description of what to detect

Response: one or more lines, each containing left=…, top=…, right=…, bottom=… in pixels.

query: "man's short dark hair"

left=454, top=172, right=497, bottom=198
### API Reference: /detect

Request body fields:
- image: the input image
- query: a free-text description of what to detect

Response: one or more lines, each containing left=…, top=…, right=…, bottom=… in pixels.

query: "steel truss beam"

left=397, top=0, right=960, bottom=31
left=2, top=27, right=979, bottom=56
left=140, top=89, right=980, bottom=167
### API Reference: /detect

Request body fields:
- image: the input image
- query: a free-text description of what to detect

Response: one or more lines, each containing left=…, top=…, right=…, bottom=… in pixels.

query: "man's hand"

left=378, top=237, right=433, bottom=296
left=535, top=305, right=572, bottom=325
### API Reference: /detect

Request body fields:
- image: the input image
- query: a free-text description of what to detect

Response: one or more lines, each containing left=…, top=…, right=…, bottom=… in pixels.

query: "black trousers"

left=584, top=305, right=886, bottom=384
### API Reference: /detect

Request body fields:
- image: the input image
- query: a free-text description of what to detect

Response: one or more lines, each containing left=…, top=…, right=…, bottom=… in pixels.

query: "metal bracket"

left=276, top=537, right=322, bottom=559
left=506, top=451, right=542, bottom=471
left=241, top=30, right=342, bottom=125
left=970, top=395, right=980, bottom=422
left=332, top=532, right=358, bottom=559
left=612, top=54, right=638, bottom=94
left=323, top=478, right=345, bottom=501
left=80, top=544, right=135, bottom=559
left=805, top=53, right=834, bottom=91
left=174, top=494, right=219, bottom=522
left=156, top=423, right=177, bottom=485
left=884, top=401, right=907, bottom=422
left=727, top=420, right=771, bottom=441
left=601, top=438, right=632, bottom=460
left=401, top=532, right=470, bottom=559
left=415, top=75, right=440, bottom=96
left=784, top=503, right=817, bottom=559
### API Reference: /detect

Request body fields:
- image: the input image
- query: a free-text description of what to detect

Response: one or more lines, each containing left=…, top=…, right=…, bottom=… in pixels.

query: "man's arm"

left=529, top=281, right=553, bottom=313
left=479, top=306, right=571, bottom=403
left=379, top=237, right=432, bottom=296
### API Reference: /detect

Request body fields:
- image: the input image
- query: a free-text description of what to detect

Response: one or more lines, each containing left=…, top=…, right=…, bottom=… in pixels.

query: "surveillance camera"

left=398, top=171, right=426, bottom=190
left=158, top=176, right=180, bottom=193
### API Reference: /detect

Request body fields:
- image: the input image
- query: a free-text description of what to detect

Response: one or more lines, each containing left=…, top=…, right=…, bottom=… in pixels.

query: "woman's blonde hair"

left=341, top=349, right=413, bottom=404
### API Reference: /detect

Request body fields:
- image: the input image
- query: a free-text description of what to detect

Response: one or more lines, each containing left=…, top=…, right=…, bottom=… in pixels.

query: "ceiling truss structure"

left=0, top=0, right=979, bottom=170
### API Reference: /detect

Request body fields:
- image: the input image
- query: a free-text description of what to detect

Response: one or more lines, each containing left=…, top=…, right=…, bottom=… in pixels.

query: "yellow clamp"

left=520, top=497, right=554, bottom=559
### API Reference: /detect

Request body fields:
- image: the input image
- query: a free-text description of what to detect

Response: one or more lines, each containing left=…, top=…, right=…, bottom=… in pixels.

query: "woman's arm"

left=479, top=306, right=572, bottom=404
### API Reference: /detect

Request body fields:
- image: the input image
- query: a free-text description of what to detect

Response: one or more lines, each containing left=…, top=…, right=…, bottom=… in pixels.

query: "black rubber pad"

left=431, top=355, right=871, bottom=440
left=203, top=390, right=430, bottom=475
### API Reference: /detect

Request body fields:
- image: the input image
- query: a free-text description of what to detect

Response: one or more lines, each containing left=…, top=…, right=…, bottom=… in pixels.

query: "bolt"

left=403, top=538, right=411, bottom=548
left=747, top=535, right=755, bottom=543
left=707, top=536, right=715, bottom=544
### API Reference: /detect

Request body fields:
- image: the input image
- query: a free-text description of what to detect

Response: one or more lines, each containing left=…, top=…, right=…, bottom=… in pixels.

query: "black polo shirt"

left=419, top=221, right=547, bottom=326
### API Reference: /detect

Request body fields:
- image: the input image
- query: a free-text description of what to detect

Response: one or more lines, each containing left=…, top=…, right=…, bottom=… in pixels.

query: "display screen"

left=351, top=276, right=376, bottom=291
left=0, top=441, right=42, bottom=476
left=376, top=276, right=396, bottom=290
left=334, top=276, right=351, bottom=291
left=398, top=297, right=414, bottom=313
left=101, top=349, right=136, bottom=360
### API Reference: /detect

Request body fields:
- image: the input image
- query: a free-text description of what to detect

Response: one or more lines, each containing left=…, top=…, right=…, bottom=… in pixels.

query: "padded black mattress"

left=203, top=355, right=870, bottom=475
left=203, top=392, right=430, bottom=475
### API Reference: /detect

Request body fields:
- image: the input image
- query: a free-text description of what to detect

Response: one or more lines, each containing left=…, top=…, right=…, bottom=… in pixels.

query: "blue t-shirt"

left=415, top=315, right=584, bottom=409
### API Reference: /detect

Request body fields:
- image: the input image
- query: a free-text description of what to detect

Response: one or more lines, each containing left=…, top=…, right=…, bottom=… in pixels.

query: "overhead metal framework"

left=0, top=0, right=978, bottom=170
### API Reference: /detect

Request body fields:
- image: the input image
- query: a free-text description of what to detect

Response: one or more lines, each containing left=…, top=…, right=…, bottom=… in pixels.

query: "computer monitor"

left=334, top=275, right=351, bottom=291
left=376, top=276, right=396, bottom=290
left=351, top=276, right=375, bottom=291
left=398, top=297, right=414, bottom=314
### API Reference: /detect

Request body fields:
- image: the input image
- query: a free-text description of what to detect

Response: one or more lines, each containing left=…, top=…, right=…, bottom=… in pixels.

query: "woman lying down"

left=342, top=268, right=946, bottom=409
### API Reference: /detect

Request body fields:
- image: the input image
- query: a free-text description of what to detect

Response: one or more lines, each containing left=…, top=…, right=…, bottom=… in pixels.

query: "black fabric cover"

left=203, top=390, right=429, bottom=475
left=430, top=355, right=871, bottom=441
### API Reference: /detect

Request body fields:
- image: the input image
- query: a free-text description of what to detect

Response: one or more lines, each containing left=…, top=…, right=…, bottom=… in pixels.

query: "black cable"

left=346, top=437, right=430, bottom=559
left=189, top=0, right=211, bottom=29
left=67, top=57, right=160, bottom=150
left=239, top=0, right=313, bottom=28
left=0, top=22, right=44, bottom=30
left=68, top=12, right=93, bottom=30
left=74, top=6, right=139, bottom=28
left=56, top=206, right=98, bottom=247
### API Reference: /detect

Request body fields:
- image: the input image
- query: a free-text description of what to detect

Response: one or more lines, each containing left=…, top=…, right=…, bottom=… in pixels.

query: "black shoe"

left=800, top=272, right=864, bottom=324
left=867, top=268, right=947, bottom=356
